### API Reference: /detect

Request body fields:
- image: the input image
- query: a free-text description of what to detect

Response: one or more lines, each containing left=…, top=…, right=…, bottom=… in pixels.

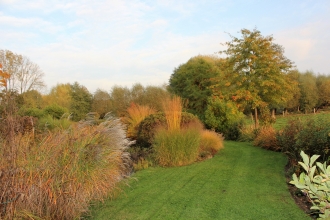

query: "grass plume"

left=123, top=103, right=156, bottom=138
left=162, top=96, right=182, bottom=131
left=0, top=115, right=132, bottom=219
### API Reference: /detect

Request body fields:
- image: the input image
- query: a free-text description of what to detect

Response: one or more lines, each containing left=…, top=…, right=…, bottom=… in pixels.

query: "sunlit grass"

left=88, top=141, right=310, bottom=220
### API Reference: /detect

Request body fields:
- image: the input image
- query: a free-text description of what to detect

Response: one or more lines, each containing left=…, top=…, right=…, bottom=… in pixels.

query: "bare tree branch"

left=0, top=49, right=46, bottom=94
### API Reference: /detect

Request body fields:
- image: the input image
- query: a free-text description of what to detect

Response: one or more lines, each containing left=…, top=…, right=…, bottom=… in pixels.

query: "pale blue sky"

left=1, top=0, right=329, bottom=93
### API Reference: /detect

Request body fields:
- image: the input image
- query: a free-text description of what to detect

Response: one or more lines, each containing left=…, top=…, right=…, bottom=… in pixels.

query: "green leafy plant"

left=204, top=97, right=244, bottom=140
left=277, top=116, right=330, bottom=169
left=18, top=107, right=45, bottom=118
left=290, top=151, right=330, bottom=219
left=43, top=103, right=68, bottom=119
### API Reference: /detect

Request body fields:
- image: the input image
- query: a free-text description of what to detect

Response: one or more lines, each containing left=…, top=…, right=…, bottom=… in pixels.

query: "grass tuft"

left=199, top=130, right=224, bottom=156
left=153, top=127, right=201, bottom=167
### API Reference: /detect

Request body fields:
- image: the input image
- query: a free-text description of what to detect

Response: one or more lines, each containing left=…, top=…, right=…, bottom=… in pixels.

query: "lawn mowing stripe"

left=87, top=141, right=311, bottom=220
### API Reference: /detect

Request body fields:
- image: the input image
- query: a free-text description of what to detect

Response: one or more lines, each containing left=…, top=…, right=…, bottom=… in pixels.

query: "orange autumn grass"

left=123, top=103, right=156, bottom=138
left=199, top=130, right=224, bottom=156
left=162, top=96, right=182, bottom=131
left=0, top=116, right=132, bottom=219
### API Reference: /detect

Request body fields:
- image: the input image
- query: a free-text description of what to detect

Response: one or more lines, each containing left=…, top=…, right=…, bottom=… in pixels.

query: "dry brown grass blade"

left=0, top=111, right=133, bottom=219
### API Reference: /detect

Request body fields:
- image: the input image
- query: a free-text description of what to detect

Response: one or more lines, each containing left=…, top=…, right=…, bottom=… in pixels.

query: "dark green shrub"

left=44, top=104, right=68, bottom=119
left=37, top=115, right=72, bottom=131
left=136, top=112, right=199, bottom=148
left=204, top=98, right=244, bottom=140
left=277, top=116, right=330, bottom=168
left=18, top=107, right=45, bottom=119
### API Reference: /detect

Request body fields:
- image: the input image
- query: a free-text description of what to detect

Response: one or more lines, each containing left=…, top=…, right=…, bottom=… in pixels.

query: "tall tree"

left=69, top=82, right=92, bottom=121
left=43, top=83, right=72, bottom=109
left=0, top=49, right=45, bottom=93
left=169, top=55, right=224, bottom=121
left=220, top=28, right=295, bottom=128
left=285, top=70, right=301, bottom=112
left=21, top=90, right=44, bottom=109
left=130, top=83, right=145, bottom=105
left=143, top=85, right=170, bottom=111
left=298, top=71, right=318, bottom=113
left=91, top=88, right=111, bottom=117
left=109, top=85, right=131, bottom=117
left=0, top=63, right=10, bottom=90
left=316, top=74, right=330, bottom=109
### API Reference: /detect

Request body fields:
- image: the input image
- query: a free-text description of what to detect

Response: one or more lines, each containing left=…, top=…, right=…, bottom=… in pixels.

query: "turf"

left=87, top=141, right=310, bottom=220
left=273, top=112, right=330, bottom=130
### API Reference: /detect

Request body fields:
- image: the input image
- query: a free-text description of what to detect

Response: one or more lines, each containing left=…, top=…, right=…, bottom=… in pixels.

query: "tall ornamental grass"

left=0, top=115, right=132, bottom=219
left=123, top=103, right=156, bottom=138
left=162, top=96, right=182, bottom=131
left=153, top=127, right=201, bottom=167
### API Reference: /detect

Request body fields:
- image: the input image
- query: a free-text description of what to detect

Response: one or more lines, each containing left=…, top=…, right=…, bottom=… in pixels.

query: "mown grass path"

left=88, top=141, right=310, bottom=220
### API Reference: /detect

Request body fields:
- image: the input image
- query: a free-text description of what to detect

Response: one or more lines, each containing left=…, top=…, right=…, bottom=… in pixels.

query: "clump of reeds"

left=0, top=113, right=132, bottom=219
left=162, top=96, right=182, bottom=131
left=123, top=103, right=156, bottom=138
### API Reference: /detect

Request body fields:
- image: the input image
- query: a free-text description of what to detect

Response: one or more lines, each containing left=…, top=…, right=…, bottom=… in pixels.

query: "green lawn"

left=244, top=111, right=330, bottom=130
left=273, top=112, right=330, bottom=130
left=86, top=141, right=310, bottom=220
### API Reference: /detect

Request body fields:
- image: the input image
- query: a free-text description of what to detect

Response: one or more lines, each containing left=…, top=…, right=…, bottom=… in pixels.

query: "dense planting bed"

left=88, top=141, right=310, bottom=220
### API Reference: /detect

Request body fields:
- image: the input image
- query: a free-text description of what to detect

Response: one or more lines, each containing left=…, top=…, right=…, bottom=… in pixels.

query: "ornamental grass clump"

left=0, top=113, right=132, bottom=219
left=123, top=103, right=156, bottom=138
left=199, top=130, right=224, bottom=156
left=162, top=96, right=182, bottom=131
left=153, top=127, right=201, bottom=167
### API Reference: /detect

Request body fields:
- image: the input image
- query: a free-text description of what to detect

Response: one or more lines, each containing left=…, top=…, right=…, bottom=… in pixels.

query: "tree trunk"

left=271, top=109, right=276, bottom=119
left=250, top=112, right=254, bottom=123
left=254, top=108, right=259, bottom=129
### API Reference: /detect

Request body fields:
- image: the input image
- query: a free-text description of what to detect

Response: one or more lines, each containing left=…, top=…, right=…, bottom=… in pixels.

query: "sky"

left=1, top=0, right=330, bottom=93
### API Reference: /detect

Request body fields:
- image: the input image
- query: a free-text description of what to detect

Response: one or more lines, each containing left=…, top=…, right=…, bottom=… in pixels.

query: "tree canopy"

left=69, top=82, right=93, bottom=121
left=0, top=49, right=45, bottom=94
left=169, top=55, right=224, bottom=121
left=219, top=28, right=295, bottom=127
